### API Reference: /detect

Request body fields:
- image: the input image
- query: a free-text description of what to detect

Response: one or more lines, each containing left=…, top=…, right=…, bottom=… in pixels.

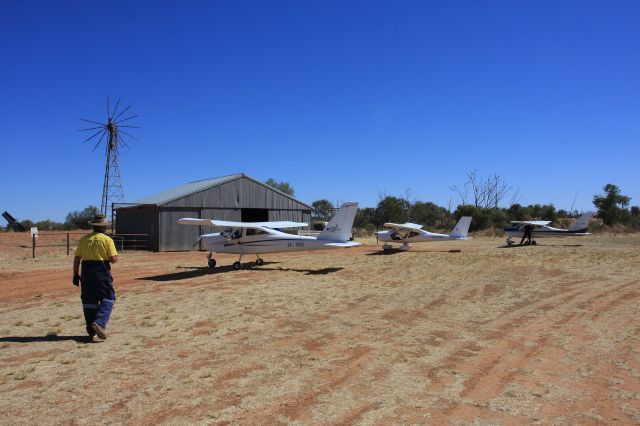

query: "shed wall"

left=159, top=210, right=200, bottom=251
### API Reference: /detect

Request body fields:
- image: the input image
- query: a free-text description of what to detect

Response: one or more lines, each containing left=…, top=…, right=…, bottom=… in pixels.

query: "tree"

left=35, top=219, right=65, bottom=231
left=451, top=170, right=514, bottom=208
left=265, top=178, right=295, bottom=196
left=354, top=207, right=376, bottom=233
left=311, top=199, right=334, bottom=221
left=19, top=219, right=35, bottom=230
left=453, top=205, right=490, bottom=231
left=409, top=201, right=451, bottom=228
left=593, top=184, right=631, bottom=225
left=65, top=206, right=101, bottom=230
left=374, top=196, right=411, bottom=226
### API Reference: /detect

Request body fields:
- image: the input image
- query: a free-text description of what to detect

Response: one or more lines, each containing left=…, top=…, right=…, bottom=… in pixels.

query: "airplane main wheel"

left=531, top=240, right=537, bottom=245
left=207, top=258, right=216, bottom=269
left=256, top=258, right=264, bottom=266
left=233, top=261, right=242, bottom=270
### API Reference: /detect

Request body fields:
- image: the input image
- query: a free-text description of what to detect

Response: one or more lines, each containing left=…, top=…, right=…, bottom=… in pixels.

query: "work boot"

left=91, top=322, right=107, bottom=340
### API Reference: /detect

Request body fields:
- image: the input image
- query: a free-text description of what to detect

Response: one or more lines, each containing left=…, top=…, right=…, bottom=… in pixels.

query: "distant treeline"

left=4, top=206, right=101, bottom=231
left=5, top=183, right=639, bottom=233
left=313, top=183, right=640, bottom=234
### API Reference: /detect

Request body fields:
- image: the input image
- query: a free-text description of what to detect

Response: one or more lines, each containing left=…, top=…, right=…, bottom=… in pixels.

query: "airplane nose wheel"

left=255, top=256, right=264, bottom=266
left=233, top=261, right=242, bottom=270
left=207, top=252, right=216, bottom=269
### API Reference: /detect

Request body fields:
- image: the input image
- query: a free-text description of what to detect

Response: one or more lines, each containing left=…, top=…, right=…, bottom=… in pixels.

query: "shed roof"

left=130, top=173, right=312, bottom=208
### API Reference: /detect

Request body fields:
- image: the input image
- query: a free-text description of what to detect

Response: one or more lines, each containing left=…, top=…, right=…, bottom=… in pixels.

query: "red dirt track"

left=1, top=232, right=640, bottom=424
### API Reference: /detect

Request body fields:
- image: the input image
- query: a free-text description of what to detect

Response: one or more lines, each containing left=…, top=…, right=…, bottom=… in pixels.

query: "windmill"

left=79, top=97, right=139, bottom=219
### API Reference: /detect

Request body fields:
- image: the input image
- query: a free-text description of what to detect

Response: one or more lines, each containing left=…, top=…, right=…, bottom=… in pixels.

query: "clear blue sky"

left=2, top=1, right=639, bottom=222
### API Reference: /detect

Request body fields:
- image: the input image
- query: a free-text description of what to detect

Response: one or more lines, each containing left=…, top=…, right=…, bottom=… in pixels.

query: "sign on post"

left=31, top=227, right=38, bottom=258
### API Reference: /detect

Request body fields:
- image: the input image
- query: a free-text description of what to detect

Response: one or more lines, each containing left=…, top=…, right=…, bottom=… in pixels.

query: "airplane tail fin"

left=450, top=216, right=472, bottom=239
left=317, top=202, right=358, bottom=242
left=568, top=213, right=592, bottom=232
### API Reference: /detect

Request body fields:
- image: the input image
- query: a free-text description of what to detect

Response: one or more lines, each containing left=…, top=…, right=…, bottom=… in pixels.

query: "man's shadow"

left=0, top=335, right=91, bottom=344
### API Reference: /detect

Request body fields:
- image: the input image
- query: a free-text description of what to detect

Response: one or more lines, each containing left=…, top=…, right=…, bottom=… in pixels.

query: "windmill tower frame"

left=79, top=97, right=138, bottom=219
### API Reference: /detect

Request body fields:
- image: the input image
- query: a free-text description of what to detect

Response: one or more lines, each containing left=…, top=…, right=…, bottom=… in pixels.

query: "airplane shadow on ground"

left=0, top=335, right=91, bottom=344
left=498, top=244, right=583, bottom=249
left=366, top=249, right=462, bottom=256
left=252, top=266, right=344, bottom=275
left=138, top=262, right=282, bottom=281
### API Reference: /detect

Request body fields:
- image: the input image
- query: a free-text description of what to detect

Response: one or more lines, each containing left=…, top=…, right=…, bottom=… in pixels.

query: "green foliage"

left=35, top=219, right=65, bottom=231
left=373, top=196, right=411, bottom=226
left=453, top=205, right=491, bottom=231
left=354, top=207, right=376, bottom=232
left=527, top=204, right=557, bottom=222
left=311, top=199, right=334, bottom=221
left=19, top=219, right=35, bottom=230
left=593, top=184, right=632, bottom=225
left=265, top=178, right=295, bottom=196
left=409, top=202, right=452, bottom=228
left=64, top=206, right=101, bottom=230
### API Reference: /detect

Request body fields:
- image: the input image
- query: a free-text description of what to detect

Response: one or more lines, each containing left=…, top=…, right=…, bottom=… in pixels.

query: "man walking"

left=72, top=214, right=118, bottom=341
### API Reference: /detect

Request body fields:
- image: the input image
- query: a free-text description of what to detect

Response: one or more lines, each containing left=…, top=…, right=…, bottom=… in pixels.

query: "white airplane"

left=178, top=202, right=360, bottom=270
left=375, top=216, right=472, bottom=251
left=504, top=213, right=592, bottom=246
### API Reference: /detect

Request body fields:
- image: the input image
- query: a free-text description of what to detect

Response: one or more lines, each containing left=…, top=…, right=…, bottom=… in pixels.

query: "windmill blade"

left=78, top=125, right=106, bottom=131
left=115, top=114, right=139, bottom=124
left=82, top=128, right=106, bottom=143
left=119, top=130, right=138, bottom=140
left=118, top=136, right=131, bottom=150
left=111, top=98, right=121, bottom=118
left=92, top=130, right=107, bottom=151
left=117, top=125, right=140, bottom=129
left=80, top=118, right=105, bottom=126
left=116, top=104, right=131, bottom=119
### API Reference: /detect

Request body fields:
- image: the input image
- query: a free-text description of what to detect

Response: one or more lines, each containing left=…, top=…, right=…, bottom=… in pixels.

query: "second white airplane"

left=178, top=202, right=360, bottom=270
left=375, top=216, right=472, bottom=251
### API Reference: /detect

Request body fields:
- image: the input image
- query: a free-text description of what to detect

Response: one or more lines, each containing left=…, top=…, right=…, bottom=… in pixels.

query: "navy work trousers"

left=80, top=271, right=116, bottom=336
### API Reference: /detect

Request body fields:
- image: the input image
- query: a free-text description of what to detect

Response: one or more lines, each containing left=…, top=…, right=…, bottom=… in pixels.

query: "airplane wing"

left=323, top=241, right=361, bottom=247
left=382, top=222, right=424, bottom=231
left=178, top=218, right=307, bottom=229
left=212, top=220, right=308, bottom=229
left=509, top=220, right=551, bottom=226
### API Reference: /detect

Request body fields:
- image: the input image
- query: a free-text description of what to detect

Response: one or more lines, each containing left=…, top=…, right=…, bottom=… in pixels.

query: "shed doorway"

left=241, top=208, right=268, bottom=222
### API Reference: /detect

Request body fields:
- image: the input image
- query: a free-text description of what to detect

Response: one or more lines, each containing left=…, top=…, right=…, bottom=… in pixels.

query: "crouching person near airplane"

left=72, top=214, right=118, bottom=341
left=520, top=224, right=533, bottom=246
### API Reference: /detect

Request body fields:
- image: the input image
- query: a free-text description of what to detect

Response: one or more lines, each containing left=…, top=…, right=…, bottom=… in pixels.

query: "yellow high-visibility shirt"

left=75, top=232, right=118, bottom=261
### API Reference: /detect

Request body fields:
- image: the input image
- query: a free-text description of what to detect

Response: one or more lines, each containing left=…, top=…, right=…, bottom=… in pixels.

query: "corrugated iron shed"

left=115, top=173, right=312, bottom=251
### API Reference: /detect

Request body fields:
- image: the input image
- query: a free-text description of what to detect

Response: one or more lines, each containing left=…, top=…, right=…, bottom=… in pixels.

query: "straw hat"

left=88, top=214, right=110, bottom=227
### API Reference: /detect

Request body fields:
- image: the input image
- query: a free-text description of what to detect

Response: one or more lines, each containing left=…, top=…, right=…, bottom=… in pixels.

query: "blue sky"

left=2, top=1, right=639, bottom=222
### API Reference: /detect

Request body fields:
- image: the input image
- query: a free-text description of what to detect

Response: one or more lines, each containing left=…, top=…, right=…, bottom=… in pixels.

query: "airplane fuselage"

left=503, top=225, right=590, bottom=239
left=375, top=230, right=464, bottom=244
left=202, top=230, right=349, bottom=254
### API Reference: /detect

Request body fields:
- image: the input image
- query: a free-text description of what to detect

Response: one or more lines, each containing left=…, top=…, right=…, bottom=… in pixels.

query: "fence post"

left=32, top=234, right=36, bottom=258
left=67, top=233, right=70, bottom=256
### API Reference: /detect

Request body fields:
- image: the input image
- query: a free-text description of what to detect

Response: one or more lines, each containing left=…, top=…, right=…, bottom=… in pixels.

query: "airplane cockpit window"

left=222, top=228, right=233, bottom=238
left=246, top=228, right=268, bottom=237
left=231, top=229, right=243, bottom=239
left=408, top=231, right=420, bottom=238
